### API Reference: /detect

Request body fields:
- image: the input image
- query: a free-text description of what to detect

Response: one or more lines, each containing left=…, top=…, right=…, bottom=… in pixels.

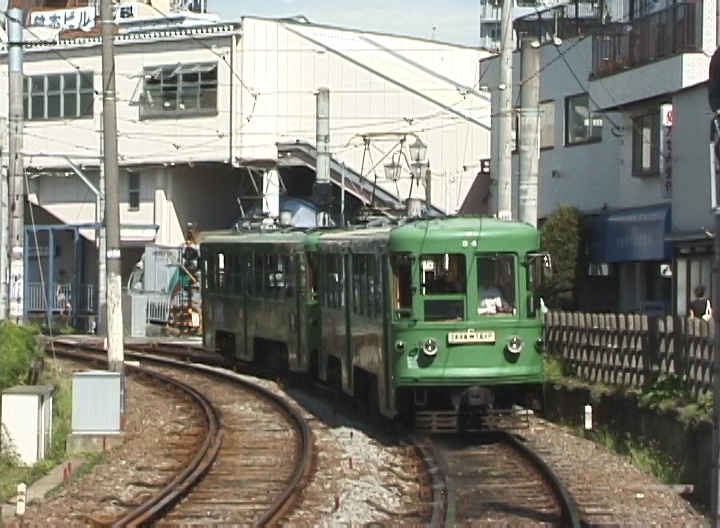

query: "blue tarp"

left=586, top=204, right=671, bottom=263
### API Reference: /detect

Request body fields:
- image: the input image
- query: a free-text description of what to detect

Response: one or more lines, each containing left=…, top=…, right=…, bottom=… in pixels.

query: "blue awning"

left=586, top=204, right=671, bottom=263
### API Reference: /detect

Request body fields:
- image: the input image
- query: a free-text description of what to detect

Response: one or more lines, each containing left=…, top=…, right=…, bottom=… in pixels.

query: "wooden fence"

left=544, top=311, right=715, bottom=397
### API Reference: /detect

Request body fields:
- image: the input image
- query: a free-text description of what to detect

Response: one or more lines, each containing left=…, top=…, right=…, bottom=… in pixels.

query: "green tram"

left=201, top=216, right=550, bottom=430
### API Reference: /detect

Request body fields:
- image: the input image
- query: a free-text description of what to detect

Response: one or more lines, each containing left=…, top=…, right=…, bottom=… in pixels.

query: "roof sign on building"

left=28, top=3, right=139, bottom=32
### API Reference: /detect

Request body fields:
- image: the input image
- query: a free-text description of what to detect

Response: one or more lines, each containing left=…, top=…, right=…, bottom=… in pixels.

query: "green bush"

left=541, top=205, right=585, bottom=309
left=0, top=322, right=42, bottom=391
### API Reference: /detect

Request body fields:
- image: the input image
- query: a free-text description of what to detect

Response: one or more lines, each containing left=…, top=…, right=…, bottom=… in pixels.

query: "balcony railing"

left=514, top=2, right=603, bottom=45
left=592, top=2, right=702, bottom=78
left=26, top=282, right=98, bottom=314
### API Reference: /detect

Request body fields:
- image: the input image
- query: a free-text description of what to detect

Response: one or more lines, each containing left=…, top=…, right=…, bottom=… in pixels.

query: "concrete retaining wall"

left=544, top=383, right=713, bottom=506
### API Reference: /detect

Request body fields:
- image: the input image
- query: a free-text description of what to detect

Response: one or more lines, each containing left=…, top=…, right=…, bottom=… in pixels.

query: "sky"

left=211, top=0, right=483, bottom=47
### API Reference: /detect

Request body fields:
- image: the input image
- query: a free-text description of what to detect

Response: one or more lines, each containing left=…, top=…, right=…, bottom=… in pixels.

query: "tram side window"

left=265, top=254, right=280, bottom=299
left=308, top=254, right=320, bottom=301
left=477, top=254, right=516, bottom=316
left=230, top=254, right=243, bottom=294
left=421, top=254, right=466, bottom=322
left=282, top=255, right=295, bottom=298
left=352, top=254, right=362, bottom=314
left=323, top=254, right=345, bottom=309
left=203, top=255, right=210, bottom=291
left=217, top=252, right=226, bottom=289
left=391, top=254, right=413, bottom=318
left=252, top=253, right=264, bottom=297
left=374, top=256, right=384, bottom=316
left=205, top=252, right=215, bottom=291
left=351, top=254, right=379, bottom=317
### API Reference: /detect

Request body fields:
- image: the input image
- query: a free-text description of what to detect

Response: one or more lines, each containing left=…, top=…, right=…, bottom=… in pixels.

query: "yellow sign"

left=448, top=330, right=495, bottom=344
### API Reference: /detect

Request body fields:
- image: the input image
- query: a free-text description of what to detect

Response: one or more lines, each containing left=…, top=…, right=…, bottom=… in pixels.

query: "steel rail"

left=50, top=339, right=314, bottom=526
left=408, top=435, right=450, bottom=527
left=50, top=343, right=224, bottom=528
left=502, top=431, right=582, bottom=528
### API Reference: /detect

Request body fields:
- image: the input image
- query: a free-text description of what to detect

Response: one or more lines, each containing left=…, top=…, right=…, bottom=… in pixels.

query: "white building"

left=0, top=9, right=494, bottom=322
left=481, top=0, right=715, bottom=314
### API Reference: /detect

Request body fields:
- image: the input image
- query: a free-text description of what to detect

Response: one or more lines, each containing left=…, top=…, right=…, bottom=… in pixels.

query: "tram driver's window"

left=391, top=254, right=412, bottom=318
left=421, top=254, right=466, bottom=321
left=421, top=254, right=466, bottom=294
left=217, top=252, right=225, bottom=289
left=477, top=254, right=516, bottom=316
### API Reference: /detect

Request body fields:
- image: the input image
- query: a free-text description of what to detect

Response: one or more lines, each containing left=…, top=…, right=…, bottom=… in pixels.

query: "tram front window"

left=477, top=254, right=516, bottom=316
left=422, top=254, right=466, bottom=322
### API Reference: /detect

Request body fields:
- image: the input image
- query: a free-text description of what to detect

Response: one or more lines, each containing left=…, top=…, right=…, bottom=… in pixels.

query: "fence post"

left=644, top=315, right=659, bottom=389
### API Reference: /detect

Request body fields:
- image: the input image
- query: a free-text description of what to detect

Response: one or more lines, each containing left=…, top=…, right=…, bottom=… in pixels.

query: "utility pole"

left=518, top=37, right=540, bottom=228
left=7, top=3, right=24, bottom=322
left=710, top=26, right=720, bottom=525
left=340, top=162, right=346, bottom=226
left=96, top=113, right=106, bottom=336
left=100, top=0, right=124, bottom=378
left=0, top=130, right=7, bottom=319
left=424, top=167, right=432, bottom=216
left=314, top=87, right=331, bottom=226
left=496, top=0, right=514, bottom=220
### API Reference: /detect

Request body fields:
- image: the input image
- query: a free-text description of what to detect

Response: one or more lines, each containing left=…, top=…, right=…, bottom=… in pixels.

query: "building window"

left=540, top=100, right=554, bottom=149
left=632, top=112, right=660, bottom=177
left=565, top=93, right=602, bottom=145
left=138, top=62, right=218, bottom=119
left=24, top=71, right=94, bottom=120
left=128, top=172, right=140, bottom=211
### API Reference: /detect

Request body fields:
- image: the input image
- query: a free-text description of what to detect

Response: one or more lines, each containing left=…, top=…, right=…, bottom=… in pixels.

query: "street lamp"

left=384, top=159, right=402, bottom=182
left=408, top=137, right=427, bottom=164
left=381, top=135, right=432, bottom=216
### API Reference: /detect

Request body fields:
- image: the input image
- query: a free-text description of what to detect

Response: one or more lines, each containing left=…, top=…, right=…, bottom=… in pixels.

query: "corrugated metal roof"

left=281, top=22, right=492, bottom=129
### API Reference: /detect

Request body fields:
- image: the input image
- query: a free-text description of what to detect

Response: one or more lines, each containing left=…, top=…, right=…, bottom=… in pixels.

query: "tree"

left=541, top=205, right=584, bottom=310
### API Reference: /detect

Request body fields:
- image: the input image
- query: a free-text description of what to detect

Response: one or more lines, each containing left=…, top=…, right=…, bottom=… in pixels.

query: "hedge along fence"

left=544, top=311, right=714, bottom=398
left=0, top=322, right=43, bottom=392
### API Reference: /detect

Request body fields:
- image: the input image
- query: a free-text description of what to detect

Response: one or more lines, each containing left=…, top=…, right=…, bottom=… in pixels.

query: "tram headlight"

left=422, top=338, right=439, bottom=356
left=507, top=336, right=524, bottom=355
left=395, top=340, right=406, bottom=353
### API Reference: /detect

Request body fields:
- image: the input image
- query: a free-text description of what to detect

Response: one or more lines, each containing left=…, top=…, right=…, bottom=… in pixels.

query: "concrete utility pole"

left=711, top=19, right=720, bottom=524
left=97, top=113, right=107, bottom=336
left=517, top=37, right=540, bottom=228
left=100, top=0, right=124, bottom=376
left=424, top=167, right=432, bottom=216
left=314, top=87, right=332, bottom=225
left=7, top=4, right=25, bottom=322
left=708, top=12, right=720, bottom=525
left=496, top=0, right=514, bottom=220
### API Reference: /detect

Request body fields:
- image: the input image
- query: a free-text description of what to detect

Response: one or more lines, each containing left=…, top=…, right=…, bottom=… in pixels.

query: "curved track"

left=413, top=431, right=581, bottom=527
left=50, top=339, right=314, bottom=526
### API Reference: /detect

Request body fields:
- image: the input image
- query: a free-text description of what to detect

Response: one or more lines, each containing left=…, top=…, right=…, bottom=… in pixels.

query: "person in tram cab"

left=477, top=268, right=512, bottom=316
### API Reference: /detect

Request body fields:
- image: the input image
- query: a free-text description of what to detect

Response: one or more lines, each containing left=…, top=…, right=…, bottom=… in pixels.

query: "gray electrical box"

left=71, top=371, right=122, bottom=433
left=123, top=292, right=148, bottom=338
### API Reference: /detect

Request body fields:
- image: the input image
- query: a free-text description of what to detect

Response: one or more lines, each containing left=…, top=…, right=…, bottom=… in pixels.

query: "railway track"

left=50, top=339, right=314, bottom=526
left=413, top=431, right=581, bottom=526
left=53, top=339, right=579, bottom=526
